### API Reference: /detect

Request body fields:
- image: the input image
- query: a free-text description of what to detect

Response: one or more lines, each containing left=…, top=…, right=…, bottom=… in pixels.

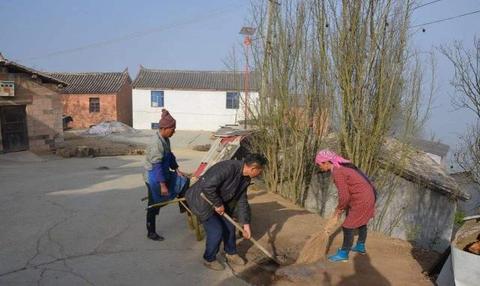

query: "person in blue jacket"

left=144, top=109, right=187, bottom=241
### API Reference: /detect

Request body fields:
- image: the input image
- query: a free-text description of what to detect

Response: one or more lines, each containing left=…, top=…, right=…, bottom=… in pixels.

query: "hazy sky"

left=411, top=0, right=479, bottom=167
left=1, top=0, right=479, bottom=164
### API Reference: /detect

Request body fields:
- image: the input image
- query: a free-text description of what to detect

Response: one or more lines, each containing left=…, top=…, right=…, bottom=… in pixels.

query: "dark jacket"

left=185, top=160, right=251, bottom=224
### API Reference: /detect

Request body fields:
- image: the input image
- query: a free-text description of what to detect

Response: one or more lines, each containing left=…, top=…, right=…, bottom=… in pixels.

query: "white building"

left=132, top=67, right=258, bottom=131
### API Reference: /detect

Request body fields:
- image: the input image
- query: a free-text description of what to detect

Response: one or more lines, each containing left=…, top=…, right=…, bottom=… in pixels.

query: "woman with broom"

left=315, top=149, right=376, bottom=262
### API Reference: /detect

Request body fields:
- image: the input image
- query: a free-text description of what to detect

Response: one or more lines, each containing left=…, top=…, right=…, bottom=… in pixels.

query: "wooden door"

left=0, top=105, right=29, bottom=152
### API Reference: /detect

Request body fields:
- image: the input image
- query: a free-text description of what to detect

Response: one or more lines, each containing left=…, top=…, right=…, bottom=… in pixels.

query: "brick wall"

left=0, top=71, right=63, bottom=152
left=116, top=81, right=132, bottom=126
left=62, top=94, right=117, bottom=128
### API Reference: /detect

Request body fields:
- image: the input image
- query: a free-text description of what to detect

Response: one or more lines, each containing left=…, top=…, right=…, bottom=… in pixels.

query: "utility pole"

left=239, top=26, right=255, bottom=129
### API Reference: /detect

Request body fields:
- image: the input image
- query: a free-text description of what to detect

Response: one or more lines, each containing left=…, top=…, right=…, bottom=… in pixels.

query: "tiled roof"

left=0, top=53, right=67, bottom=85
left=409, top=138, right=450, bottom=158
left=382, top=137, right=467, bottom=200
left=132, top=67, right=258, bottom=91
left=48, top=70, right=131, bottom=94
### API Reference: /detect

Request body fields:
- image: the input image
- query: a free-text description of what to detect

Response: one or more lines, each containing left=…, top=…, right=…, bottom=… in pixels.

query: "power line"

left=412, top=9, right=480, bottom=28
left=383, top=0, right=443, bottom=25
left=413, top=0, right=444, bottom=11
left=16, top=3, right=245, bottom=62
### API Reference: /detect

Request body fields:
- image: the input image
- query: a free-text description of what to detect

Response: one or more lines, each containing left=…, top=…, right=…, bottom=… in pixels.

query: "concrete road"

left=0, top=153, right=247, bottom=286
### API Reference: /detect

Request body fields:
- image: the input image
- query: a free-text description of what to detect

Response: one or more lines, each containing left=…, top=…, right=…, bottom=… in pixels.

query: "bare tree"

left=241, top=0, right=434, bottom=222
left=247, top=0, right=331, bottom=203
left=326, top=0, right=429, bottom=177
left=441, top=38, right=480, bottom=184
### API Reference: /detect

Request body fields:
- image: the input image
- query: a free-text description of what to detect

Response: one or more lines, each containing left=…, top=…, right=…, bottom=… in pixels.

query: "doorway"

left=0, top=105, right=29, bottom=152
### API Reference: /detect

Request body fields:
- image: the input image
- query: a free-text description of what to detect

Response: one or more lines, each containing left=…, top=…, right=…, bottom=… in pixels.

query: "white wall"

left=132, top=88, right=258, bottom=131
left=425, top=152, right=443, bottom=166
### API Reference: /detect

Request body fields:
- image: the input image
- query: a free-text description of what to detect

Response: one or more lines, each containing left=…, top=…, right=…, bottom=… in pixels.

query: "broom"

left=296, top=214, right=338, bottom=264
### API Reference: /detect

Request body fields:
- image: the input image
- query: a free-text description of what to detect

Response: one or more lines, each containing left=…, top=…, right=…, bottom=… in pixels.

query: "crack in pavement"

left=36, top=268, right=47, bottom=286
left=93, top=208, right=137, bottom=253
left=25, top=198, right=77, bottom=267
left=0, top=247, right=196, bottom=278
left=0, top=197, right=80, bottom=284
left=18, top=214, right=69, bottom=276
left=36, top=267, right=95, bottom=286
left=29, top=198, right=97, bottom=286
left=0, top=198, right=196, bottom=284
left=1, top=182, right=196, bottom=285
left=2, top=157, right=217, bottom=285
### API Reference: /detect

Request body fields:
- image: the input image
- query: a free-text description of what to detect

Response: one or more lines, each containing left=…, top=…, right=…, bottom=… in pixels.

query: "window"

left=226, top=92, right=240, bottom=109
left=151, top=122, right=159, bottom=129
left=151, top=91, right=164, bottom=107
left=89, top=98, right=100, bottom=113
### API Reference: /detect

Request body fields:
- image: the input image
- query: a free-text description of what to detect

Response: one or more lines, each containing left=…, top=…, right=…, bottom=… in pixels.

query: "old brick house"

left=0, top=53, right=66, bottom=153
left=49, top=70, right=132, bottom=128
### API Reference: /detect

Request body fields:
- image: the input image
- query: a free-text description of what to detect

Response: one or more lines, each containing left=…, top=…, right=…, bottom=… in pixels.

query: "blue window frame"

left=151, top=122, right=159, bottom=129
left=226, top=92, right=240, bottom=109
left=151, top=91, right=164, bottom=107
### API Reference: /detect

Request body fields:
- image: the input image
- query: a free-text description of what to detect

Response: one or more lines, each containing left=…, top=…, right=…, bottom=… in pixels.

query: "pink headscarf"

left=315, top=149, right=351, bottom=168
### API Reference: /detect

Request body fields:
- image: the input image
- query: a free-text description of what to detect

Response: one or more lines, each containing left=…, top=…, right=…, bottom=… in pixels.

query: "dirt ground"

left=57, top=130, right=213, bottom=159
left=56, top=131, right=146, bottom=157
left=227, top=190, right=440, bottom=286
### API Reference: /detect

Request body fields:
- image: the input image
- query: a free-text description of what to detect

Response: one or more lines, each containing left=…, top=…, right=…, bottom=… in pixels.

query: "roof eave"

left=60, top=91, right=118, bottom=95
left=3, top=61, right=67, bottom=86
left=47, top=70, right=131, bottom=94
left=132, top=86, right=258, bottom=92
left=386, top=164, right=470, bottom=201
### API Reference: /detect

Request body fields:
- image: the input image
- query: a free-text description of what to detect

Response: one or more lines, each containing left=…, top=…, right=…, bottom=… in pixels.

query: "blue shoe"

left=351, top=243, right=366, bottom=254
left=328, top=248, right=349, bottom=262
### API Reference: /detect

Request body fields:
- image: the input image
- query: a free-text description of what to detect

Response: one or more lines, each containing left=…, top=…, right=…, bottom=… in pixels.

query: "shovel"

left=200, top=192, right=285, bottom=265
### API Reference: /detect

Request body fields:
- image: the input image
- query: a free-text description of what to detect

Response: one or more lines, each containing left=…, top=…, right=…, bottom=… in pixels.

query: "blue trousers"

left=202, top=214, right=237, bottom=262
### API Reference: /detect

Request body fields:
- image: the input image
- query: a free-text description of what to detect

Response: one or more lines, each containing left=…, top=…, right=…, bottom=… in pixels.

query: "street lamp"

left=239, top=26, right=255, bottom=129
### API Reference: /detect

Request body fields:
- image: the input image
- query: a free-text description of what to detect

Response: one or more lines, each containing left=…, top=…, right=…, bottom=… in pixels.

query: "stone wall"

left=0, top=71, right=63, bottom=152
left=305, top=171, right=457, bottom=252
